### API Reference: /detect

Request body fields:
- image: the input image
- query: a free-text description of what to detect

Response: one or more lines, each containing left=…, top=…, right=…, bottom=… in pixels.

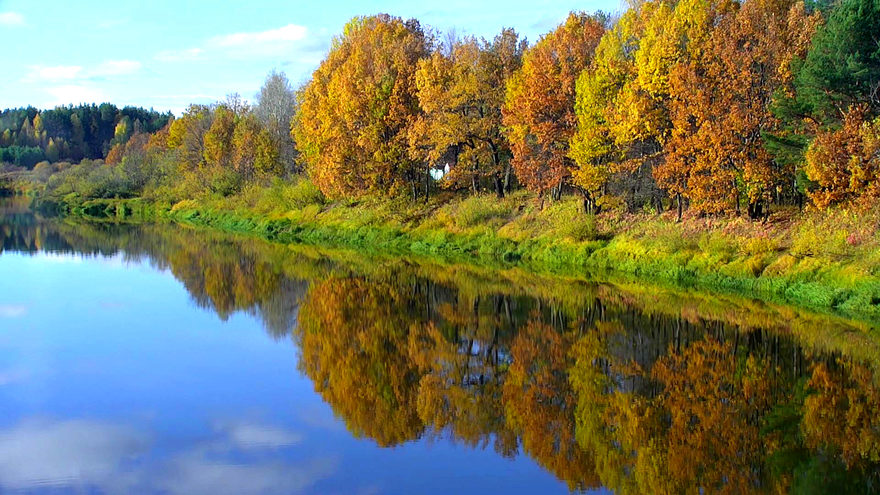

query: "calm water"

left=1, top=197, right=879, bottom=494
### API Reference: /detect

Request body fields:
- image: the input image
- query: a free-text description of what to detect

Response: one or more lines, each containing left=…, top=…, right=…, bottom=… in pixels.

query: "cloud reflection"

left=0, top=304, right=27, bottom=318
left=0, top=418, right=335, bottom=494
left=0, top=418, right=148, bottom=491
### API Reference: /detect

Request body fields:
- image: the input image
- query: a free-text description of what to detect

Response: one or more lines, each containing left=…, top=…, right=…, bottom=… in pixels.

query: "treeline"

left=22, top=0, right=880, bottom=219
left=36, top=72, right=298, bottom=200
left=0, top=104, right=171, bottom=167
left=292, top=0, right=880, bottom=218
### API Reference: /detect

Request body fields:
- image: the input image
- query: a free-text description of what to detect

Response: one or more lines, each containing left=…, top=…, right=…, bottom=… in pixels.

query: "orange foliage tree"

left=664, top=0, right=819, bottom=217
left=503, top=12, right=606, bottom=202
left=295, top=277, right=425, bottom=446
left=804, top=108, right=880, bottom=209
left=503, top=317, right=600, bottom=490
left=803, top=360, right=880, bottom=467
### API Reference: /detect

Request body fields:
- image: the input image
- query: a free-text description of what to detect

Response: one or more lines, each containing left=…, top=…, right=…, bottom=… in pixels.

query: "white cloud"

left=210, top=24, right=308, bottom=48
left=0, top=419, right=149, bottom=491
left=25, top=59, right=141, bottom=84
left=157, top=454, right=336, bottom=495
left=219, top=421, right=303, bottom=449
left=154, top=23, right=312, bottom=64
left=0, top=12, right=24, bottom=26
left=23, top=60, right=140, bottom=105
left=0, top=305, right=26, bottom=318
left=46, top=85, right=107, bottom=106
left=0, top=417, right=335, bottom=494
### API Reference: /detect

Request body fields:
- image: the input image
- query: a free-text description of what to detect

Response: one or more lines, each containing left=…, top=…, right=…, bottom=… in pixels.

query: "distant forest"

left=0, top=104, right=171, bottom=167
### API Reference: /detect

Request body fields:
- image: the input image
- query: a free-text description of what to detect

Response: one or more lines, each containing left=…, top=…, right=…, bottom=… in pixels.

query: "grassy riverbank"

left=32, top=181, right=880, bottom=325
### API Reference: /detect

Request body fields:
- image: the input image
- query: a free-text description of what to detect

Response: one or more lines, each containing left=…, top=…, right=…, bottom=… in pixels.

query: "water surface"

left=1, top=198, right=878, bottom=494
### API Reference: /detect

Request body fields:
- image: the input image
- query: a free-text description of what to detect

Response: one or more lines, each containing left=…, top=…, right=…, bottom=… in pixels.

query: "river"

left=0, top=197, right=878, bottom=494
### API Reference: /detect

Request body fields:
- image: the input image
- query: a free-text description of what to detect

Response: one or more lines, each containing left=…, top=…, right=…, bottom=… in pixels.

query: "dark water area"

left=0, top=197, right=879, bottom=494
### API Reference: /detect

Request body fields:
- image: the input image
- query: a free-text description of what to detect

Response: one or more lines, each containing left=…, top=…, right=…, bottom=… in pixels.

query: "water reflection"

left=2, top=198, right=879, bottom=493
left=0, top=418, right=335, bottom=494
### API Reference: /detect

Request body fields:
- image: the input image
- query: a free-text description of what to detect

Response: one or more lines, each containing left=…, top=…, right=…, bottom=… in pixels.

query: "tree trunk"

left=583, top=195, right=593, bottom=215
left=494, top=174, right=504, bottom=199
left=412, top=175, right=418, bottom=201
left=580, top=189, right=601, bottom=215
left=677, top=193, right=683, bottom=222
left=424, top=165, right=430, bottom=203
left=747, top=199, right=763, bottom=221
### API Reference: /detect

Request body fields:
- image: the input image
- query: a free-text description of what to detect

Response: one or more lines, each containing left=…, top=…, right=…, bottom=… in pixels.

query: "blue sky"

left=0, top=0, right=618, bottom=115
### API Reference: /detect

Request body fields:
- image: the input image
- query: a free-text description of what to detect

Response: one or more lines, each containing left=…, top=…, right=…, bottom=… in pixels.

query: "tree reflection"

left=296, top=277, right=425, bottom=446
left=3, top=202, right=880, bottom=492
left=295, top=273, right=880, bottom=493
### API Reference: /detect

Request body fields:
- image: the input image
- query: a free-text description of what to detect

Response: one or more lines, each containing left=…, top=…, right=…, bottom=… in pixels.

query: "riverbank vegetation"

left=3, top=0, right=880, bottom=318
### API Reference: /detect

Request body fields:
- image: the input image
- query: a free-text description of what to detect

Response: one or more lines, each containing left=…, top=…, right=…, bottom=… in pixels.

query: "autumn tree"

left=503, top=12, right=606, bottom=203
left=664, top=0, right=819, bottom=218
left=295, top=277, right=426, bottom=446
left=503, top=317, right=599, bottom=490
left=626, top=0, right=730, bottom=219
left=778, top=0, right=880, bottom=128
left=803, top=360, right=880, bottom=474
left=770, top=0, right=880, bottom=208
left=410, top=29, right=526, bottom=198
left=232, top=113, right=282, bottom=180
left=804, top=108, right=880, bottom=208
left=167, top=104, right=213, bottom=171
left=293, top=15, right=430, bottom=199
left=570, top=3, right=664, bottom=214
left=203, top=104, right=237, bottom=170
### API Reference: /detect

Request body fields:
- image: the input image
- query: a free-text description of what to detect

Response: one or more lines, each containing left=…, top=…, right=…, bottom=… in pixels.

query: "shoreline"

left=30, top=194, right=880, bottom=327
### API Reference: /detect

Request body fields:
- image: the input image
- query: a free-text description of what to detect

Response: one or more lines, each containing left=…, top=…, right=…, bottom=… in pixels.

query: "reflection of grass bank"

left=35, top=187, right=880, bottom=324
left=33, top=206, right=880, bottom=369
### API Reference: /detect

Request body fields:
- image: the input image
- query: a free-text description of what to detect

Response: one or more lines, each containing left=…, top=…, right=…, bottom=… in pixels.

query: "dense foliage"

left=0, top=104, right=171, bottom=166
left=6, top=0, right=880, bottom=219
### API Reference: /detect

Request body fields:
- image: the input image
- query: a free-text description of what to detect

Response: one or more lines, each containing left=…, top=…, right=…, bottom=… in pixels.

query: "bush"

left=283, top=178, right=325, bottom=209
left=451, top=195, right=511, bottom=229
left=561, top=216, right=598, bottom=242
left=207, top=169, right=243, bottom=197
left=791, top=216, right=853, bottom=259
left=742, top=235, right=778, bottom=256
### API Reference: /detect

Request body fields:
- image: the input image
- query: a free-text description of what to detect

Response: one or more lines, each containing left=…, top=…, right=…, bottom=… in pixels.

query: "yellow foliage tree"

left=293, top=15, right=429, bottom=199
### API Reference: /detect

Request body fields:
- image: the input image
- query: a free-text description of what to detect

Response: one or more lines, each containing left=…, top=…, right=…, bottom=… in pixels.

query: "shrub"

left=283, top=178, right=325, bottom=209
left=743, top=235, right=778, bottom=256
left=561, top=216, right=598, bottom=242
left=450, top=195, right=511, bottom=229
